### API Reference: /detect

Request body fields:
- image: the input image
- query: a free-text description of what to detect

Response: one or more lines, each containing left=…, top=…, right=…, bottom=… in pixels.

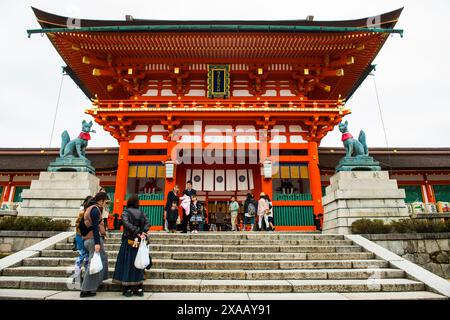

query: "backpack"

left=79, top=205, right=100, bottom=237
left=78, top=215, right=92, bottom=237
left=247, top=202, right=257, bottom=217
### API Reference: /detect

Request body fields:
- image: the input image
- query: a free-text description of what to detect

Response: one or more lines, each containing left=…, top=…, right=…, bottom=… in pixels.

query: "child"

left=189, top=195, right=203, bottom=234
left=167, top=201, right=179, bottom=233
left=73, top=196, right=93, bottom=281
left=264, top=195, right=274, bottom=231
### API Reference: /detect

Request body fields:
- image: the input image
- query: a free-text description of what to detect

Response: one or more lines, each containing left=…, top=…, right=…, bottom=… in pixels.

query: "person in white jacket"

left=264, top=195, right=274, bottom=231
left=257, top=192, right=269, bottom=231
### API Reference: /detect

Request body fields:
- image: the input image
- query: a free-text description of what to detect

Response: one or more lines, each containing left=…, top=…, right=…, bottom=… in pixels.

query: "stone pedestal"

left=322, top=171, right=409, bottom=234
left=48, top=156, right=95, bottom=175
left=336, top=155, right=381, bottom=172
left=17, top=172, right=100, bottom=226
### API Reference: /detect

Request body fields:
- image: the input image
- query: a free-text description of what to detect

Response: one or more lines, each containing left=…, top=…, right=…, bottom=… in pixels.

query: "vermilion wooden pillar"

left=2, top=175, right=14, bottom=203
left=164, top=140, right=178, bottom=219
left=308, top=141, right=323, bottom=218
left=259, top=139, right=273, bottom=200
left=423, top=174, right=436, bottom=203
left=112, top=140, right=130, bottom=223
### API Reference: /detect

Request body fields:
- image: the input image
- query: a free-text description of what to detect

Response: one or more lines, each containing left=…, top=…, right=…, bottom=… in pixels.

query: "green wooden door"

left=104, top=186, right=115, bottom=213
left=273, top=206, right=314, bottom=226
left=434, top=185, right=450, bottom=202
left=400, top=185, right=423, bottom=203
left=13, top=186, right=28, bottom=202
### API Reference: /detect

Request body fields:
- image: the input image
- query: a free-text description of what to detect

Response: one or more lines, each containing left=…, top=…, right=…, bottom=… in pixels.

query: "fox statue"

left=60, top=120, right=96, bottom=160
left=338, top=120, right=368, bottom=157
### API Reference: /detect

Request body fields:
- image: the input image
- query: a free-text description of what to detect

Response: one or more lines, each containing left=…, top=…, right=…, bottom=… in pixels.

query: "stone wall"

left=0, top=231, right=61, bottom=255
left=363, top=233, right=450, bottom=279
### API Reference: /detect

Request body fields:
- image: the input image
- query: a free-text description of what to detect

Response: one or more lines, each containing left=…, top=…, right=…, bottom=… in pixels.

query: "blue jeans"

left=75, top=234, right=89, bottom=268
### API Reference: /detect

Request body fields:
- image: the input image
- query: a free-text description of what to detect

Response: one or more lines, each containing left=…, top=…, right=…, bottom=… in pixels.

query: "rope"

left=370, top=72, right=392, bottom=172
left=49, top=71, right=66, bottom=148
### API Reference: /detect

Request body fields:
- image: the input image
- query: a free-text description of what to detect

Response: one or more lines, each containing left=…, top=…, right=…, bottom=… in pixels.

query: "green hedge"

left=351, top=219, right=450, bottom=234
left=0, top=217, right=71, bottom=231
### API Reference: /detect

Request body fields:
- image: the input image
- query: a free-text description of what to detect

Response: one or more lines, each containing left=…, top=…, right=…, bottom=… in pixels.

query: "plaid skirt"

left=112, top=239, right=145, bottom=286
left=190, top=214, right=203, bottom=223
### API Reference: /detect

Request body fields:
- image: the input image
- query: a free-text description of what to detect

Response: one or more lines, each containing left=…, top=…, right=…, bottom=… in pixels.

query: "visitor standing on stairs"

left=164, top=185, right=179, bottom=232
left=257, top=192, right=269, bottom=231
left=80, top=192, right=110, bottom=298
left=229, top=196, right=239, bottom=231
left=181, top=180, right=197, bottom=233
left=264, top=195, right=275, bottom=231
left=243, top=193, right=258, bottom=231
left=189, top=194, right=203, bottom=234
left=99, top=187, right=110, bottom=231
left=73, top=195, right=93, bottom=281
left=112, top=194, right=151, bottom=297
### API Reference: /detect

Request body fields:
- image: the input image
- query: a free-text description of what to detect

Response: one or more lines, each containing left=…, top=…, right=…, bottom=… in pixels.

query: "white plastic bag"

left=89, top=252, right=103, bottom=275
left=134, top=239, right=150, bottom=269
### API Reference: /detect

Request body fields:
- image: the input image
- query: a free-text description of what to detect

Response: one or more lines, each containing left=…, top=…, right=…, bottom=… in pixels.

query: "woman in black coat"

left=112, top=194, right=151, bottom=297
left=164, top=185, right=179, bottom=231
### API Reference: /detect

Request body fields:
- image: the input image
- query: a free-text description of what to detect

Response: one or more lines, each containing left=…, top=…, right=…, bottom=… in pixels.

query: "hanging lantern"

left=262, top=159, right=272, bottom=179
left=165, top=160, right=175, bottom=179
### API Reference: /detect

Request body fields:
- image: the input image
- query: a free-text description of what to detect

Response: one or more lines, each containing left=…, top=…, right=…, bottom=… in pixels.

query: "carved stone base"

left=47, top=156, right=95, bottom=175
left=335, top=155, right=381, bottom=172
left=17, top=172, right=101, bottom=226
left=322, top=171, right=409, bottom=234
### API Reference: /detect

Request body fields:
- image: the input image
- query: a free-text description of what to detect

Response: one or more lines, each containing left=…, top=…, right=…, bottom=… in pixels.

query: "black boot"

left=122, top=286, right=133, bottom=297
left=133, top=284, right=144, bottom=297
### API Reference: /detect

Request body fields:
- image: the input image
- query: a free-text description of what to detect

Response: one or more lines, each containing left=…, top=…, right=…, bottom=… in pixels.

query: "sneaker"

left=73, top=266, right=81, bottom=279
left=80, top=291, right=96, bottom=298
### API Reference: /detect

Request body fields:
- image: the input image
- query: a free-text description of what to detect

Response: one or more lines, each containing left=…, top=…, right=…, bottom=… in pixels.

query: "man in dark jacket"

left=243, top=193, right=258, bottom=231
left=181, top=180, right=197, bottom=233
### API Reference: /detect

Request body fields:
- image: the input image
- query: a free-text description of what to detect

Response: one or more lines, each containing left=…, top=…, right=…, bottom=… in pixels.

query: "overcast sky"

left=0, top=0, right=449, bottom=149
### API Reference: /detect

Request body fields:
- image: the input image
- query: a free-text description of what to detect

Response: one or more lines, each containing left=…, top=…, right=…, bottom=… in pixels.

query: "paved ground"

left=0, top=289, right=446, bottom=300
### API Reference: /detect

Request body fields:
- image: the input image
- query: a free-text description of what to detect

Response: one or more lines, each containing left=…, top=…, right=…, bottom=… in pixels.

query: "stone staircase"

left=0, top=232, right=447, bottom=300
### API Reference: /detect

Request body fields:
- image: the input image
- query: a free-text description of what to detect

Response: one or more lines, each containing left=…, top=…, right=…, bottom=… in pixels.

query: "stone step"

left=55, top=239, right=352, bottom=250
left=55, top=241, right=357, bottom=250
left=39, top=250, right=372, bottom=260
left=42, top=245, right=363, bottom=257
left=85, top=239, right=356, bottom=246
left=21, top=257, right=388, bottom=269
left=0, top=276, right=425, bottom=293
left=1, top=266, right=406, bottom=280
left=105, top=233, right=344, bottom=241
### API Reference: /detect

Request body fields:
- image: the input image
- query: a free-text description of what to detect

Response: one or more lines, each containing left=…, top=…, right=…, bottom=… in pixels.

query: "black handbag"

left=145, top=254, right=152, bottom=270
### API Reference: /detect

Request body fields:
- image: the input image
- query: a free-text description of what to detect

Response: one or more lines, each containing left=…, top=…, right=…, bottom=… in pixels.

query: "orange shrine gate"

left=29, top=7, right=403, bottom=230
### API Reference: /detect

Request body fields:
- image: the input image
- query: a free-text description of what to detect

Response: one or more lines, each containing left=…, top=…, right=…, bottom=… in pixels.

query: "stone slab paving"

left=0, top=289, right=61, bottom=300
left=1, top=289, right=444, bottom=300
left=341, top=291, right=447, bottom=300
left=46, top=291, right=153, bottom=300
left=148, top=292, right=250, bottom=300
left=248, top=293, right=348, bottom=300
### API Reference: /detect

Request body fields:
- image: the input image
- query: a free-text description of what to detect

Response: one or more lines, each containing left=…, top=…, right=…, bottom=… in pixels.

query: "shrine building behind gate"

left=26, top=7, right=404, bottom=230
